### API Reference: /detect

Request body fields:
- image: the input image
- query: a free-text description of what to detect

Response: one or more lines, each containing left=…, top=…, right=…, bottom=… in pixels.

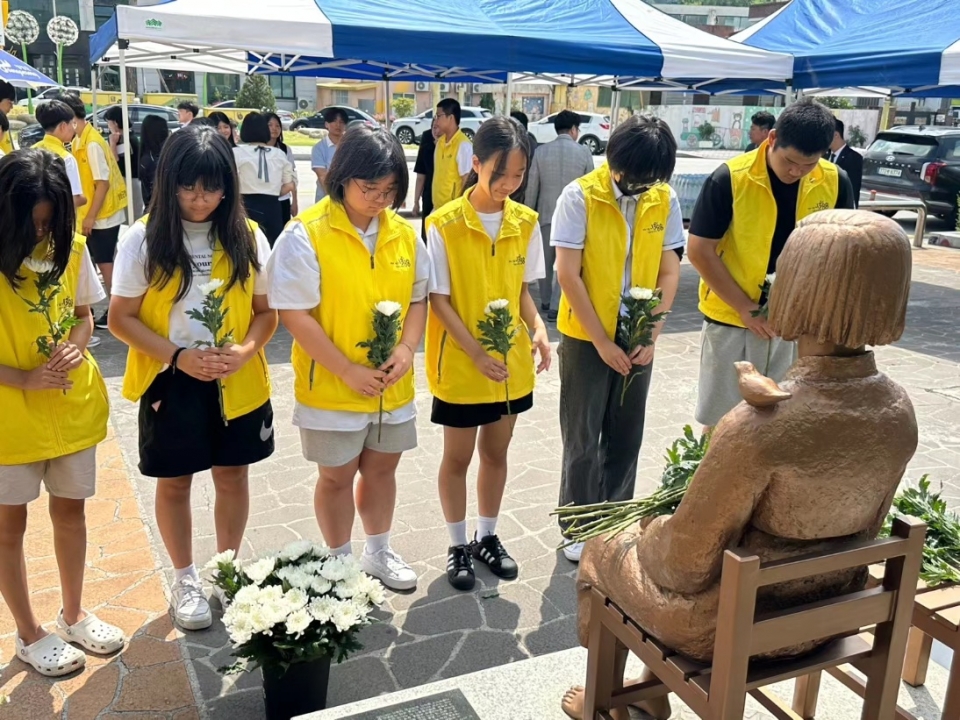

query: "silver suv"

left=393, top=106, right=493, bottom=145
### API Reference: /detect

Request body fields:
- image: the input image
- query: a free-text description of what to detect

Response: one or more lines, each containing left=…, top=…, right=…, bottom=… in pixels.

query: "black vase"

left=262, top=656, right=332, bottom=720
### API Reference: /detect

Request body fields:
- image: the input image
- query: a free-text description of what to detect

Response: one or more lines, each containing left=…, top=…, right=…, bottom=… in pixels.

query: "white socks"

left=332, top=541, right=352, bottom=557
left=447, top=520, right=468, bottom=547
left=364, top=531, right=390, bottom=556
left=477, top=516, right=498, bottom=540
left=447, top=517, right=499, bottom=546
left=174, top=564, right=199, bottom=583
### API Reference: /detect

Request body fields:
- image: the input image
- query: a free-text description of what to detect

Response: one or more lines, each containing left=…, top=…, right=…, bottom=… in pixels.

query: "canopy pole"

left=118, top=42, right=135, bottom=225
left=384, top=79, right=391, bottom=131
left=91, top=66, right=99, bottom=117
left=610, top=87, right=621, bottom=130
left=504, top=74, right=512, bottom=116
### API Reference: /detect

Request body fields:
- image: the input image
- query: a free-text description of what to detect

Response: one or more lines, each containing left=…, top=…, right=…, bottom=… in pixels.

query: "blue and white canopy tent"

left=733, top=0, right=960, bottom=96
left=0, top=49, right=58, bottom=88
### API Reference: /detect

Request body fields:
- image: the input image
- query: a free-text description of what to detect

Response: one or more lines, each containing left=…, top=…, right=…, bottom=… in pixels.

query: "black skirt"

left=243, top=193, right=284, bottom=246
left=280, top=197, right=292, bottom=227
left=431, top=392, right=534, bottom=428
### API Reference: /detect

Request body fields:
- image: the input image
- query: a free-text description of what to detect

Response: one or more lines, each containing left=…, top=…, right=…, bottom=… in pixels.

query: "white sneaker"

left=211, top=584, right=229, bottom=610
left=361, top=547, right=418, bottom=591
left=171, top=576, right=212, bottom=630
left=87, top=335, right=101, bottom=348
left=563, top=542, right=585, bottom=563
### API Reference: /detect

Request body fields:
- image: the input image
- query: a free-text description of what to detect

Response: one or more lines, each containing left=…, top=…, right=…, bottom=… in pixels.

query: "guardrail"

left=858, top=198, right=928, bottom=248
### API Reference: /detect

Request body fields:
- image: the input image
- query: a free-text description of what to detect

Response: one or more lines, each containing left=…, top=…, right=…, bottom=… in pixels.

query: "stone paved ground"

left=1, top=220, right=958, bottom=719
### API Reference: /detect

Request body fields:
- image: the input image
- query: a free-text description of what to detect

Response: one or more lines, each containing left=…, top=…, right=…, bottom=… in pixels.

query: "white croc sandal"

left=15, top=632, right=86, bottom=677
left=56, top=611, right=125, bottom=655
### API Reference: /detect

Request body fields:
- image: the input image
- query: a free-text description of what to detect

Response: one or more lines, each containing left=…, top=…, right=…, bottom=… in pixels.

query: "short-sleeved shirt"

left=85, top=142, right=126, bottom=229
left=550, top=178, right=686, bottom=301
left=689, top=161, right=855, bottom=275
left=233, top=144, right=296, bottom=197
left=76, top=246, right=108, bottom=307
left=426, top=212, right=546, bottom=295
left=311, top=137, right=337, bottom=202
left=266, top=216, right=431, bottom=432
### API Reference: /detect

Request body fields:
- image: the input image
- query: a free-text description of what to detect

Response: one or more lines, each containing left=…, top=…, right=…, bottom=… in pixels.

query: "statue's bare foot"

left=561, top=684, right=668, bottom=720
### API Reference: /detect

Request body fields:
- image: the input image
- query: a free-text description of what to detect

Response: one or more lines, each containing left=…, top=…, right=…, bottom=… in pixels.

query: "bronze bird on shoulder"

left=735, top=361, right=792, bottom=407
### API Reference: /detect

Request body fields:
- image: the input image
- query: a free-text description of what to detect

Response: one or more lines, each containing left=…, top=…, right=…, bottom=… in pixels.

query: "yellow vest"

left=292, top=199, right=418, bottom=413
left=699, top=142, right=840, bottom=327
left=557, top=165, right=671, bottom=342
left=121, top=219, right=271, bottom=421
left=425, top=190, right=538, bottom=404
left=0, top=236, right=109, bottom=464
left=432, top=129, right=470, bottom=209
left=34, top=133, right=71, bottom=160
left=1, top=131, right=14, bottom=154
left=72, top=123, right=127, bottom=225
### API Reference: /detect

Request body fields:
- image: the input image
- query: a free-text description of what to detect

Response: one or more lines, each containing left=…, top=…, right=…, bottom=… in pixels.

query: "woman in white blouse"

left=233, top=112, right=296, bottom=246
left=266, top=112, right=298, bottom=225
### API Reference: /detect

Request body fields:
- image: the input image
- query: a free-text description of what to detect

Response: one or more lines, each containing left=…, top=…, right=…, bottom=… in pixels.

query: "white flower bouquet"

left=186, top=279, right=233, bottom=425
left=476, top=298, right=518, bottom=414
left=356, top=300, right=403, bottom=441
left=616, top=286, right=668, bottom=406
left=751, top=273, right=777, bottom=375
left=207, top=540, right=384, bottom=677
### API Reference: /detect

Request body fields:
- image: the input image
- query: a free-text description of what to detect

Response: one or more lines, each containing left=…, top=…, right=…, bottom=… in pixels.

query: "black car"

left=290, top=105, right=379, bottom=131
left=17, top=104, right=181, bottom=149
left=862, top=126, right=960, bottom=224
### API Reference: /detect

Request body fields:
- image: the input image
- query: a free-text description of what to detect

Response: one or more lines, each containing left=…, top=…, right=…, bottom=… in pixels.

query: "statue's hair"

left=769, top=209, right=911, bottom=348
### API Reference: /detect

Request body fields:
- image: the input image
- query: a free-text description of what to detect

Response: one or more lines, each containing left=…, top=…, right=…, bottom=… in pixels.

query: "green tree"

left=818, top=96, right=854, bottom=110
left=479, top=93, right=496, bottom=113
left=392, top=96, right=415, bottom=120
left=236, top=75, right=276, bottom=112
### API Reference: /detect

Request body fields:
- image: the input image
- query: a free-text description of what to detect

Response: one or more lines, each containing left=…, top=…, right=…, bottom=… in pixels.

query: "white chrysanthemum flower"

left=334, top=576, right=362, bottom=599
left=233, top=584, right=261, bottom=607
left=198, top=278, right=224, bottom=296
left=484, top=298, right=509, bottom=313
left=278, top=539, right=313, bottom=563
left=375, top=300, right=402, bottom=317
left=259, top=584, right=284, bottom=602
left=22, top=257, right=54, bottom=275
left=284, top=588, right=309, bottom=611
left=331, top=601, right=361, bottom=633
left=356, top=574, right=385, bottom=606
left=204, top=549, right=236, bottom=571
left=311, top=577, right=333, bottom=596
left=312, top=542, right=331, bottom=558
left=319, top=557, right=349, bottom=582
left=309, top=596, right=338, bottom=624
left=765, top=273, right=777, bottom=286
left=226, top=614, right=254, bottom=645
left=248, top=606, right=276, bottom=634
left=628, top=287, right=654, bottom=301
left=285, top=608, right=312, bottom=638
left=244, top=557, right=277, bottom=586
left=340, top=555, right=362, bottom=581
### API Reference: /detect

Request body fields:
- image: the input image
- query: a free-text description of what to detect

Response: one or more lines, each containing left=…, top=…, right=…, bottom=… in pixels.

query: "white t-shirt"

left=279, top=145, right=297, bottom=203
left=427, top=210, right=546, bottom=296
left=267, top=215, right=430, bottom=432
left=456, top=140, right=474, bottom=176
left=112, top=220, right=271, bottom=349
left=62, top=153, right=84, bottom=201
left=85, top=141, right=127, bottom=229
left=550, top=178, right=686, bottom=303
left=75, top=246, right=108, bottom=307
left=233, top=144, right=296, bottom=197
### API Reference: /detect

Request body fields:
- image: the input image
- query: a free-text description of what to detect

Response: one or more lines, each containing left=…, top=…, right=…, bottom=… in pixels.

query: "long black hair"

left=264, top=112, right=288, bottom=154
left=207, top=111, right=236, bottom=147
left=0, top=149, right=76, bottom=289
left=463, top=116, right=530, bottom=202
left=324, top=125, right=408, bottom=212
left=140, top=114, right=170, bottom=156
left=145, top=125, right=258, bottom=301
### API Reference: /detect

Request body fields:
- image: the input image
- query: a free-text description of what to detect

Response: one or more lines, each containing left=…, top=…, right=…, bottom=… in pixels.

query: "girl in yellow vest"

left=33, top=100, right=88, bottom=212
left=426, top=117, right=551, bottom=592
left=268, top=126, right=427, bottom=591
left=0, top=149, right=123, bottom=677
left=108, top=126, right=277, bottom=631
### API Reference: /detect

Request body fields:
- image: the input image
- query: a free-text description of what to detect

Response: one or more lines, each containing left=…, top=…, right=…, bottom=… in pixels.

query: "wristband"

left=400, top=341, right=415, bottom=355
left=170, top=347, right=186, bottom=372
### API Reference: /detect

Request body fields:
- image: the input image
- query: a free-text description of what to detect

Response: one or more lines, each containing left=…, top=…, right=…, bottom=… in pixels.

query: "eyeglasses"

left=352, top=179, right=397, bottom=204
left=178, top=188, right=224, bottom=203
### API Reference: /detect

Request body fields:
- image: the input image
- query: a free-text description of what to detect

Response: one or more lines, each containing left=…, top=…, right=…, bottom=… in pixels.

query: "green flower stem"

left=764, top=339, right=772, bottom=377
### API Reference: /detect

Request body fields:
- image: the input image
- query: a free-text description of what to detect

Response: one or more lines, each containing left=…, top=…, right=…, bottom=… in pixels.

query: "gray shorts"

left=695, top=321, right=797, bottom=427
left=0, top=446, right=97, bottom=505
left=300, top=419, right=418, bottom=468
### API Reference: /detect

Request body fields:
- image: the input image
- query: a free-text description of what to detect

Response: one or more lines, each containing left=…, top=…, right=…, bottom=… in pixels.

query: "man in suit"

left=828, top=117, right=863, bottom=206
left=525, top=110, right=596, bottom=321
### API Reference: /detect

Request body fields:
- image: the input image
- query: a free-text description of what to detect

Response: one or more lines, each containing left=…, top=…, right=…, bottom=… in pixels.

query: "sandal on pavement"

left=56, top=611, right=125, bottom=654
left=15, top=632, right=86, bottom=677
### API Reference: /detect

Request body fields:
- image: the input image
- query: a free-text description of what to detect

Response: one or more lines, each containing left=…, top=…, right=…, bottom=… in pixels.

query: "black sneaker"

left=94, top=310, right=109, bottom=329
left=547, top=310, right=558, bottom=323
left=470, top=534, right=519, bottom=579
left=446, top=545, right=476, bottom=591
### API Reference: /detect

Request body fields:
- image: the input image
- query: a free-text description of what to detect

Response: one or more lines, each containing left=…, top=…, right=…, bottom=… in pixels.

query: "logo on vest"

left=508, top=254, right=526, bottom=267
left=645, top=222, right=665, bottom=233
left=810, top=200, right=830, bottom=212
left=391, top=257, right=412, bottom=270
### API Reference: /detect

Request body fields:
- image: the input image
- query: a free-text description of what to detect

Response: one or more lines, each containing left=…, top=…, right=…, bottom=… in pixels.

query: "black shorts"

left=431, top=392, right=534, bottom=429
left=87, top=225, right=122, bottom=264
left=138, top=368, right=275, bottom=478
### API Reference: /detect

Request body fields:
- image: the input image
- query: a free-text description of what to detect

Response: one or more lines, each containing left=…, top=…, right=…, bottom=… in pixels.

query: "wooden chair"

left=582, top=516, right=926, bottom=720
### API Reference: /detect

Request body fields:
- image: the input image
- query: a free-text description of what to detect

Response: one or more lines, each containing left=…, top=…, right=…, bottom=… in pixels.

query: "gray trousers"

left=558, top=334, right=653, bottom=534
left=537, top=224, right=561, bottom=311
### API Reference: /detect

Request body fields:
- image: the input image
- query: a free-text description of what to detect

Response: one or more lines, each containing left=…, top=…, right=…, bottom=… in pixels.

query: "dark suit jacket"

left=834, top=146, right=863, bottom=206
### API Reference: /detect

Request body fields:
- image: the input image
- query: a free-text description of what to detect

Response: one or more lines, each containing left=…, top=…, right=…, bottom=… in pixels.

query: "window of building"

left=268, top=75, right=296, bottom=100
left=598, top=86, right=613, bottom=108
left=332, top=89, right=350, bottom=105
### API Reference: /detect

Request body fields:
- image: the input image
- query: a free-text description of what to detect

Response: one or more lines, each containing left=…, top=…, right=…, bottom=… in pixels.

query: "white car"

left=393, top=106, right=493, bottom=145
left=17, top=86, right=87, bottom=107
left=529, top=111, right=610, bottom=155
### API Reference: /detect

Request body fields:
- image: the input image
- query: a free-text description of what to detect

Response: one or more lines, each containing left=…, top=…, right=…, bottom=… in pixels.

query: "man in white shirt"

left=177, top=101, right=199, bottom=126
left=311, top=108, right=348, bottom=203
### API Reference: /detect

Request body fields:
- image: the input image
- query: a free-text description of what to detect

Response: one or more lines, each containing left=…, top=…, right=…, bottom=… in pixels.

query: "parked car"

left=16, top=85, right=87, bottom=107
left=528, top=111, right=610, bottom=155
left=862, top=126, right=960, bottom=225
left=210, top=101, right=294, bottom=128
left=290, top=106, right=379, bottom=131
left=18, top=104, right=181, bottom=149
left=392, top=106, right=492, bottom=145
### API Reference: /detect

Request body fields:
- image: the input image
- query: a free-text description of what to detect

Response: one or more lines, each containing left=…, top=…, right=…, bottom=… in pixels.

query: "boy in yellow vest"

left=552, top=116, right=684, bottom=564
left=432, top=98, right=473, bottom=210
left=688, top=98, right=855, bottom=429
left=0, top=80, right=14, bottom=155
left=33, top=100, right=87, bottom=210
left=61, top=93, right=127, bottom=332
